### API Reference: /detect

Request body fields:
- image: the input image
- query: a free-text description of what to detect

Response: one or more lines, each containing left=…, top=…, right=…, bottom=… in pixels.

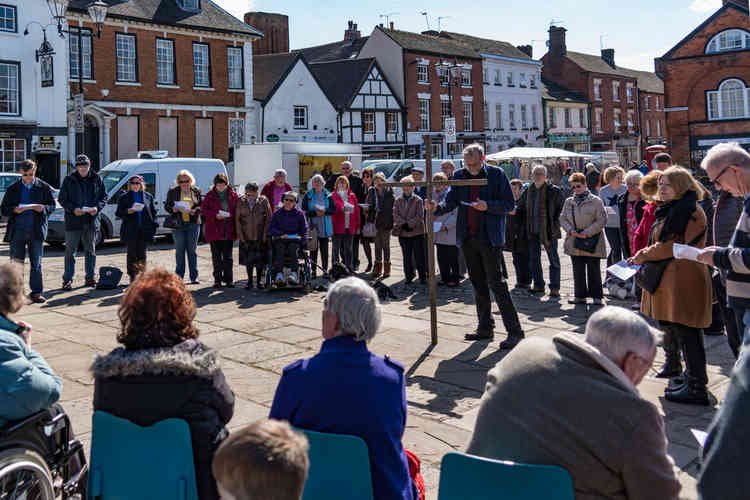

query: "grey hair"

left=701, top=142, right=750, bottom=172
left=274, top=168, right=287, bottom=177
left=310, top=174, right=325, bottom=185
left=624, top=170, right=643, bottom=185
left=531, top=164, right=547, bottom=176
left=284, top=191, right=298, bottom=202
left=0, top=262, right=26, bottom=314
left=584, top=306, right=657, bottom=363
left=462, top=143, right=484, bottom=159
left=325, top=277, right=382, bottom=343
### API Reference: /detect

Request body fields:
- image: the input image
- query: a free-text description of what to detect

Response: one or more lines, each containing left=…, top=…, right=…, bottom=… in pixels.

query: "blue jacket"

left=58, top=170, right=107, bottom=230
left=268, top=206, right=308, bottom=241
left=301, top=188, right=335, bottom=237
left=0, top=315, right=62, bottom=426
left=713, top=195, right=750, bottom=310
left=270, top=335, right=415, bottom=500
left=0, top=178, right=56, bottom=243
left=434, top=163, right=514, bottom=248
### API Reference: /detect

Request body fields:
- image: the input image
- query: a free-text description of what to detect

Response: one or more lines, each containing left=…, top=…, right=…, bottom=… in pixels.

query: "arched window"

left=706, top=29, right=750, bottom=53
left=708, top=79, right=749, bottom=120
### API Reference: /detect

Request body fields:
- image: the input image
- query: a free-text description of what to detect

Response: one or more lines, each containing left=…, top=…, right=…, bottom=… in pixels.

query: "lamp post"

left=439, top=60, right=461, bottom=158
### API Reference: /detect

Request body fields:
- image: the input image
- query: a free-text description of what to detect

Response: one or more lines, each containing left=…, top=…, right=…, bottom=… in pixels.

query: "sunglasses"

left=75, top=164, right=89, bottom=168
left=21, top=173, right=34, bottom=177
left=342, top=167, right=352, bottom=171
left=129, top=180, right=141, bottom=185
left=178, top=180, right=190, bottom=184
left=283, top=198, right=295, bottom=202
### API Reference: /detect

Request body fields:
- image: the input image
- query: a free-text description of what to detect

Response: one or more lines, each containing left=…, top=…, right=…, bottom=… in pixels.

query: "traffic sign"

left=445, top=117, right=456, bottom=144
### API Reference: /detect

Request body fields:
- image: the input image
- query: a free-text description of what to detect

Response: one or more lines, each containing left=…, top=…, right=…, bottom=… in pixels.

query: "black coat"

left=516, top=182, right=564, bottom=241
left=91, top=340, right=235, bottom=500
left=58, top=171, right=107, bottom=230
left=326, top=173, right=366, bottom=202
left=164, top=185, right=203, bottom=226
left=504, top=208, right=528, bottom=254
left=115, top=190, right=158, bottom=243
left=617, top=192, right=646, bottom=258
left=365, top=186, right=395, bottom=230
left=0, top=178, right=56, bottom=242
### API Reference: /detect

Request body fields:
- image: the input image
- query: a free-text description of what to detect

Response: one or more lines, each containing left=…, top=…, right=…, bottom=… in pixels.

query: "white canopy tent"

left=486, top=147, right=591, bottom=161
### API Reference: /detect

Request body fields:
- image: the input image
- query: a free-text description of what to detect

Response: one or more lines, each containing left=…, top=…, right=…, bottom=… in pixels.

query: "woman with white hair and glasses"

left=270, top=277, right=422, bottom=500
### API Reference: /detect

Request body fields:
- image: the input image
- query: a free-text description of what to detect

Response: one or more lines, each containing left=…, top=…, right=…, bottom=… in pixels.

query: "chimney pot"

left=516, top=44, right=533, bottom=58
left=548, top=26, right=567, bottom=59
left=390, top=21, right=394, bottom=30
left=601, top=48, right=615, bottom=68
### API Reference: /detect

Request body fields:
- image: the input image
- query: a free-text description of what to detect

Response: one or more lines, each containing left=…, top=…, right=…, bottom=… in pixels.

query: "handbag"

left=362, top=222, right=377, bottom=238
left=307, top=225, right=319, bottom=252
left=636, top=229, right=705, bottom=294
left=571, top=204, right=600, bottom=254
left=163, top=213, right=181, bottom=229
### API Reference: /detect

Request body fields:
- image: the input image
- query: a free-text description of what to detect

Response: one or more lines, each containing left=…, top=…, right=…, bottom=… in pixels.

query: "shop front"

left=615, top=137, right=640, bottom=166
left=690, top=134, right=750, bottom=170
left=547, top=134, right=591, bottom=153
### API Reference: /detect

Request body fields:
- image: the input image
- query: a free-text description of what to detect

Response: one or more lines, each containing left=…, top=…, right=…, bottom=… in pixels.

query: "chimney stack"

left=723, top=0, right=749, bottom=9
left=601, top=48, right=615, bottom=68
left=344, top=20, right=361, bottom=40
left=389, top=21, right=394, bottom=30
left=516, top=45, right=533, bottom=58
left=548, top=26, right=567, bottom=59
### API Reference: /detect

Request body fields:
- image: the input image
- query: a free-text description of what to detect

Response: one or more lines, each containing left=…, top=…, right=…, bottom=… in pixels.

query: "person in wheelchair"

left=268, top=191, right=308, bottom=287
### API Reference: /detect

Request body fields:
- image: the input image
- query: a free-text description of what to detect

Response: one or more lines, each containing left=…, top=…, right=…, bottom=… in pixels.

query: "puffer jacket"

left=0, top=315, right=62, bottom=426
left=559, top=192, right=607, bottom=258
left=392, top=194, right=425, bottom=238
left=91, top=339, right=235, bottom=500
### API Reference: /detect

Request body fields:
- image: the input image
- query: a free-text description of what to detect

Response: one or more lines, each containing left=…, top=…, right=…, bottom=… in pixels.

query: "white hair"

left=701, top=142, right=750, bottom=172
left=310, top=174, right=325, bottom=185
left=325, top=277, right=382, bottom=343
left=624, top=170, right=643, bottom=186
left=532, top=164, right=547, bottom=176
left=284, top=191, right=298, bottom=202
left=462, top=143, right=484, bottom=159
left=585, top=306, right=657, bottom=363
left=274, top=168, right=287, bottom=177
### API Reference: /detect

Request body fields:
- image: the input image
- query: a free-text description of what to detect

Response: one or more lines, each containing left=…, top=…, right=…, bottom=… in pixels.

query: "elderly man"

left=261, top=169, right=293, bottom=212
left=411, top=165, right=427, bottom=199
left=516, top=164, right=564, bottom=296
left=466, top=306, right=681, bottom=500
left=58, top=154, right=106, bottom=290
left=654, top=152, right=673, bottom=171
left=270, top=277, right=418, bottom=500
left=426, top=143, right=524, bottom=349
left=0, top=160, right=56, bottom=303
left=326, top=161, right=366, bottom=269
left=698, top=142, right=750, bottom=349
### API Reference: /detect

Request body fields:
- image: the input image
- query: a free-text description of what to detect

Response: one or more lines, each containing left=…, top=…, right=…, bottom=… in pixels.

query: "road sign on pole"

left=74, top=94, right=84, bottom=133
left=445, top=117, right=456, bottom=144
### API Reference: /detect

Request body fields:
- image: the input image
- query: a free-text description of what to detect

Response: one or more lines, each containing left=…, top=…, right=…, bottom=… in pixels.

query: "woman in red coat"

left=330, top=176, right=360, bottom=270
left=202, top=173, right=239, bottom=287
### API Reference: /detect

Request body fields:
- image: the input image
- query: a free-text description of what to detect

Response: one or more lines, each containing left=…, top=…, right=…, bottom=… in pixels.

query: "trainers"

left=30, top=293, right=46, bottom=304
left=275, top=273, right=286, bottom=286
left=61, top=280, right=72, bottom=291
left=288, top=272, right=299, bottom=285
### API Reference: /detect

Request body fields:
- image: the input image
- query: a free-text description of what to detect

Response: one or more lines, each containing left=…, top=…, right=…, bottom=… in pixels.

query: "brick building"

left=243, top=12, right=288, bottom=56
left=542, top=26, right=665, bottom=165
left=358, top=26, right=484, bottom=159
left=656, top=0, right=750, bottom=168
left=66, top=0, right=261, bottom=171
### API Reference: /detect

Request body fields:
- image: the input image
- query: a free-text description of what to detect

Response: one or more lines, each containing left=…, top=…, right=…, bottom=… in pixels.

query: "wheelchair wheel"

left=0, top=448, right=55, bottom=500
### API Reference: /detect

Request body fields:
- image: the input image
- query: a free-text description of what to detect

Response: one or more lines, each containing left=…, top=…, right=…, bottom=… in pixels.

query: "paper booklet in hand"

left=607, top=260, right=640, bottom=281
left=673, top=243, right=701, bottom=262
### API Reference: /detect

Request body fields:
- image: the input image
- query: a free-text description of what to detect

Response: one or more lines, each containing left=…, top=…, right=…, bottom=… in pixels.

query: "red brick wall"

left=402, top=52, right=484, bottom=133
left=244, top=12, right=289, bottom=55
left=669, top=6, right=748, bottom=59
left=640, top=91, right=667, bottom=155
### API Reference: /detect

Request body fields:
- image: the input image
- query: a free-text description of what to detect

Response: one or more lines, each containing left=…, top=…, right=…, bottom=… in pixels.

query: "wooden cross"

left=381, top=135, right=488, bottom=346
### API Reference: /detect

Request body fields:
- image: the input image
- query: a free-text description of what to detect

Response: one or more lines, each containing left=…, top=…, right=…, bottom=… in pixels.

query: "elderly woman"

left=359, top=167, right=375, bottom=273
left=302, top=174, right=335, bottom=278
left=0, top=262, right=62, bottom=426
left=115, top=175, right=158, bottom=283
left=617, top=170, right=646, bottom=260
left=393, top=175, right=426, bottom=285
left=202, top=173, right=239, bottom=288
left=270, top=277, right=420, bottom=500
left=268, top=191, right=308, bottom=287
left=559, top=172, right=607, bottom=305
left=235, top=182, right=272, bottom=290
left=599, top=166, right=627, bottom=265
left=91, top=268, right=235, bottom=500
left=165, top=170, right=203, bottom=284
left=331, top=175, right=361, bottom=270
left=366, top=172, right=395, bottom=278
left=629, top=167, right=712, bottom=406
left=261, top=169, right=293, bottom=212
left=433, top=172, right=459, bottom=286
left=633, top=170, right=663, bottom=254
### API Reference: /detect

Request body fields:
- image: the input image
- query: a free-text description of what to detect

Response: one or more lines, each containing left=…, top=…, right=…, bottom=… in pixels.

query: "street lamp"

left=87, top=1, right=108, bottom=37
left=439, top=60, right=461, bottom=157
left=46, top=0, right=69, bottom=37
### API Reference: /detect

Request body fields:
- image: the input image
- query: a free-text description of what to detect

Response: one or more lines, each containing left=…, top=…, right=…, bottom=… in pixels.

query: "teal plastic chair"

left=87, top=411, right=198, bottom=500
left=298, top=429, right=374, bottom=500
left=438, top=452, right=574, bottom=500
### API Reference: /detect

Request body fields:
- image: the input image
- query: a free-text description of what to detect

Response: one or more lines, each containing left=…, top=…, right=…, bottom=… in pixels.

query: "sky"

left=213, top=0, right=726, bottom=71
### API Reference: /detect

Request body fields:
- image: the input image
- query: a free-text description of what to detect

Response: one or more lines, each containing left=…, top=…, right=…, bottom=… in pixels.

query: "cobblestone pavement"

left=9, top=237, right=732, bottom=499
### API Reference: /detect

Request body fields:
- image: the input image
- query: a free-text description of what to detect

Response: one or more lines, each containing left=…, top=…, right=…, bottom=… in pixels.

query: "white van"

left=46, top=157, right=227, bottom=244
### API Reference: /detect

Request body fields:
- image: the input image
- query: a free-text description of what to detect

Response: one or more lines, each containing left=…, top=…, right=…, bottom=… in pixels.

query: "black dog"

left=328, top=262, right=352, bottom=282
left=372, top=278, right=398, bottom=302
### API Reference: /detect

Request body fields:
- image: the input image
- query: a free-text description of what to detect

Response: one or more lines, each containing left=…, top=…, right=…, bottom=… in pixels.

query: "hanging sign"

left=445, top=117, right=456, bottom=144
left=74, top=94, right=84, bottom=133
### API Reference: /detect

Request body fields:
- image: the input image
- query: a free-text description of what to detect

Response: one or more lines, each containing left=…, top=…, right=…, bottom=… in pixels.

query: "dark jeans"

left=361, top=236, right=372, bottom=266
left=272, top=239, right=301, bottom=274
left=210, top=240, right=233, bottom=284
left=10, top=229, right=44, bottom=294
left=332, top=233, right=354, bottom=269
left=660, top=320, right=708, bottom=386
left=436, top=244, right=460, bottom=283
left=605, top=227, right=623, bottom=266
left=399, top=235, right=426, bottom=281
left=173, top=223, right=200, bottom=281
left=512, top=249, right=531, bottom=287
left=462, top=236, right=523, bottom=337
left=352, top=234, right=362, bottom=267
left=528, top=234, right=561, bottom=290
left=714, top=274, right=740, bottom=358
left=571, top=256, right=603, bottom=299
left=126, top=237, right=148, bottom=281
left=310, top=237, right=330, bottom=273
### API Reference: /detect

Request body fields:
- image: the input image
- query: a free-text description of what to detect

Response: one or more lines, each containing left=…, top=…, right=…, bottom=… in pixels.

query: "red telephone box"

left=644, top=145, right=669, bottom=172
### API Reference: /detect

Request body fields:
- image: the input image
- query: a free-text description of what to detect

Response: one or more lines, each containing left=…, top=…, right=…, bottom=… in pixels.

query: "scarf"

left=526, top=183, right=549, bottom=247
left=574, top=190, right=590, bottom=206
left=654, top=190, right=698, bottom=242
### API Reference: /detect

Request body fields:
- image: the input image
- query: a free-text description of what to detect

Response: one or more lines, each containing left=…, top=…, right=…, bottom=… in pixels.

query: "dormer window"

left=707, top=29, right=750, bottom=53
left=178, top=0, right=199, bottom=11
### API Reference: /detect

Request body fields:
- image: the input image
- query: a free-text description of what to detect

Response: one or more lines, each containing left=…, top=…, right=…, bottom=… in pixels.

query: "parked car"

left=0, top=173, right=21, bottom=205
left=46, top=157, right=227, bottom=245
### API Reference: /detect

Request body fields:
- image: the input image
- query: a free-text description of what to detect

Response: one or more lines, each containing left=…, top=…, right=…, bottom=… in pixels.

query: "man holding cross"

left=426, top=144, right=525, bottom=350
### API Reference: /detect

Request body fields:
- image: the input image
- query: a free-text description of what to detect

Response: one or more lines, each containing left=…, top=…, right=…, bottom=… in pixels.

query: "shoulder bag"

left=635, top=228, right=706, bottom=294
left=362, top=188, right=378, bottom=238
left=571, top=203, right=600, bottom=254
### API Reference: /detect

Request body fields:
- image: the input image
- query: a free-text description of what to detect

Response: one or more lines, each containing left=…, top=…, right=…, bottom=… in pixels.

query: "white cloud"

left=689, top=0, right=721, bottom=13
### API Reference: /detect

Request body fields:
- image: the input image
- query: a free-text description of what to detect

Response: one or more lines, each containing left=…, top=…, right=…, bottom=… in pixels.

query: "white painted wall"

left=546, top=101, right=589, bottom=135
left=261, top=59, right=337, bottom=143
left=358, top=28, right=404, bottom=103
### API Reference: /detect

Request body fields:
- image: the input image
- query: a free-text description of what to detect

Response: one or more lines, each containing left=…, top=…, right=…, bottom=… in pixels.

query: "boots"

left=499, top=333, right=525, bottom=350
left=371, top=261, right=383, bottom=279
left=665, top=378, right=710, bottom=406
left=655, top=327, right=682, bottom=378
left=382, top=261, right=391, bottom=278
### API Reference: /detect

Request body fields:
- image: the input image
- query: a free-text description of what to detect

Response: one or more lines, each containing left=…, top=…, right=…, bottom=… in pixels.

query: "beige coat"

left=392, top=194, right=425, bottom=238
left=234, top=195, right=272, bottom=242
left=633, top=207, right=712, bottom=329
left=466, top=334, right=681, bottom=500
left=559, top=193, right=608, bottom=258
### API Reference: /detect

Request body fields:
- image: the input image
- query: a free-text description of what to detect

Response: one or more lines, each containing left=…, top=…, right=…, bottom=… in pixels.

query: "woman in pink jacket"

left=330, top=176, right=360, bottom=270
left=202, top=173, right=239, bottom=288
